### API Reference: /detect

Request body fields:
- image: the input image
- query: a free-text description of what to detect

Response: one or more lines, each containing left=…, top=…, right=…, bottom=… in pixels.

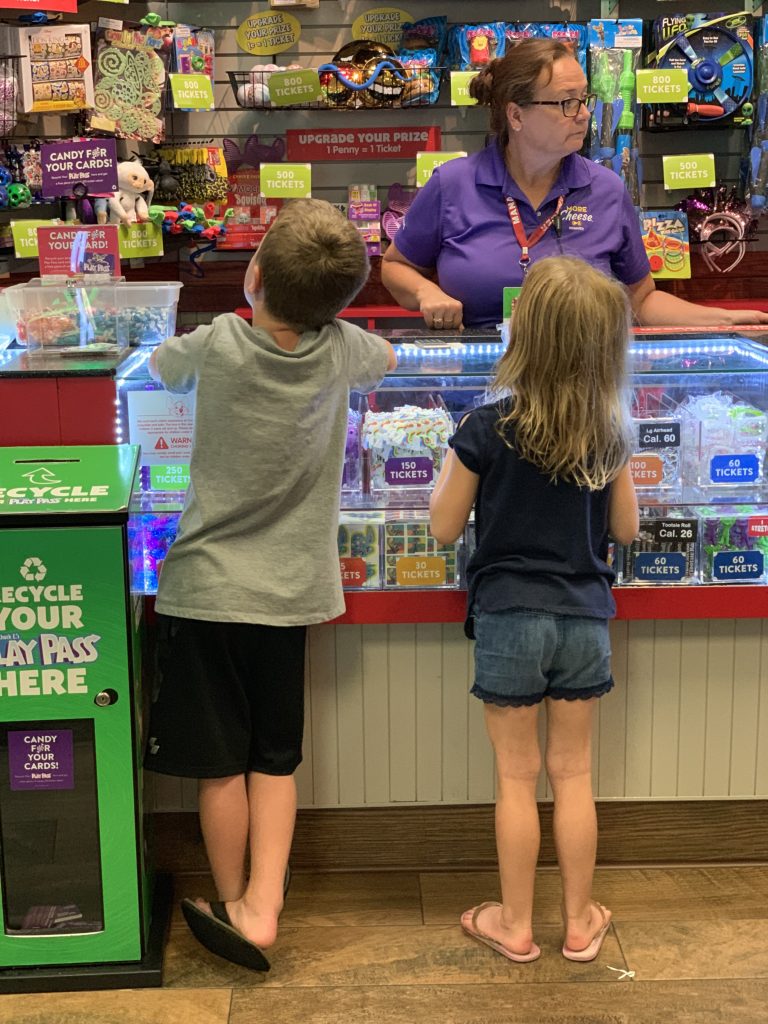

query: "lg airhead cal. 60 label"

left=623, top=518, right=698, bottom=583
left=631, top=419, right=681, bottom=493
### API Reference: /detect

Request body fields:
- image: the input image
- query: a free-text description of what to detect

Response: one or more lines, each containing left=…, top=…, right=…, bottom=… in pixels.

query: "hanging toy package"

left=88, top=23, right=172, bottom=143
left=448, top=23, right=506, bottom=71
left=588, top=20, right=644, bottom=209
left=645, top=12, right=754, bottom=129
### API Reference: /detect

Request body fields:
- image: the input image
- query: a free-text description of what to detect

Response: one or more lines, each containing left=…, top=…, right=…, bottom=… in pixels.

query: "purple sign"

left=41, top=139, right=118, bottom=198
left=8, top=729, right=74, bottom=791
left=385, top=456, right=433, bottom=486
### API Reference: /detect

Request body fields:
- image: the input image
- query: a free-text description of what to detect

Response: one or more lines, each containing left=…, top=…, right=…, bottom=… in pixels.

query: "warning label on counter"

left=126, top=390, right=196, bottom=466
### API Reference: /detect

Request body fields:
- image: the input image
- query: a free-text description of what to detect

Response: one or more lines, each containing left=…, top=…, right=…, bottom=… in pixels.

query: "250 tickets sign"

left=286, top=127, right=441, bottom=161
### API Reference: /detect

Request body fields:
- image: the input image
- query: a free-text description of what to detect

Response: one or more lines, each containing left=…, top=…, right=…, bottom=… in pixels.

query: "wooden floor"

left=2, top=865, right=768, bottom=1023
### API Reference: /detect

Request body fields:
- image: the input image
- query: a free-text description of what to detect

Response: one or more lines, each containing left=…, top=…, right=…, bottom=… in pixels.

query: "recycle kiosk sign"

left=0, top=444, right=166, bottom=991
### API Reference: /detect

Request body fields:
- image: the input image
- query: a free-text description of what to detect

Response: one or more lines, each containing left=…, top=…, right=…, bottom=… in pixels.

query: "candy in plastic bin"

left=362, top=405, right=454, bottom=491
left=699, top=507, right=768, bottom=582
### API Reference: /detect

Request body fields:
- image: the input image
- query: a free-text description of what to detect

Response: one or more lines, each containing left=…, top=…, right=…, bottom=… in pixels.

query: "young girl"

left=430, top=255, right=639, bottom=964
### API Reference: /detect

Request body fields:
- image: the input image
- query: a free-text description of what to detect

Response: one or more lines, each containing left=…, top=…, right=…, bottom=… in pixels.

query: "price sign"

left=712, top=551, right=764, bottom=582
left=395, top=556, right=446, bottom=587
left=236, top=11, right=301, bottom=56
left=260, top=163, right=312, bottom=198
left=11, top=220, right=55, bottom=258
left=709, top=454, right=759, bottom=484
left=450, top=72, right=479, bottom=106
left=416, top=151, right=467, bottom=187
left=634, top=552, right=687, bottom=581
left=270, top=69, right=323, bottom=106
left=384, top=456, right=433, bottom=486
left=636, top=69, right=689, bottom=104
left=150, top=465, right=190, bottom=491
left=351, top=7, right=413, bottom=49
left=662, top=153, right=716, bottom=190
left=170, top=74, right=215, bottom=110
left=118, top=222, right=164, bottom=258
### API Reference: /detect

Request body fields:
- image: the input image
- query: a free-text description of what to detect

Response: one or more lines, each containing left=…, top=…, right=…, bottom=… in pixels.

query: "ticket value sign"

left=37, top=225, right=121, bottom=277
left=117, top=222, right=164, bottom=258
left=270, top=69, right=323, bottom=106
left=9, top=729, right=74, bottom=791
left=170, top=73, right=215, bottom=110
left=636, top=68, right=689, bottom=104
left=236, top=11, right=301, bottom=55
left=712, top=551, right=764, bottom=581
left=286, top=126, right=440, bottom=161
left=11, top=220, right=55, bottom=258
left=662, top=153, right=716, bottom=190
left=450, top=72, right=479, bottom=106
left=395, top=555, right=446, bottom=586
left=2, top=0, right=78, bottom=11
left=710, top=454, right=759, bottom=484
left=416, top=151, right=467, bottom=187
left=41, top=139, right=118, bottom=197
left=260, top=162, right=312, bottom=198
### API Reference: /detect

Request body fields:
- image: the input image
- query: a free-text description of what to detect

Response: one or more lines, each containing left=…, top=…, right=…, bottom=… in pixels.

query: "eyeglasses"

left=525, top=94, right=597, bottom=117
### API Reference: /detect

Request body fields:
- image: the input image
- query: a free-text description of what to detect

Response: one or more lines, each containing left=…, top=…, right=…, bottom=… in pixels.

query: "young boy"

left=144, top=199, right=396, bottom=971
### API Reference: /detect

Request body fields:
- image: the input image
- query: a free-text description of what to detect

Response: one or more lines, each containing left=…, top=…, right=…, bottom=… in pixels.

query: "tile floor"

left=1, top=865, right=767, bottom=1023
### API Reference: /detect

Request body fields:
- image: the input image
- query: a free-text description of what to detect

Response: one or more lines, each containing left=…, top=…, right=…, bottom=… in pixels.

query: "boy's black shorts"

left=144, top=614, right=306, bottom=779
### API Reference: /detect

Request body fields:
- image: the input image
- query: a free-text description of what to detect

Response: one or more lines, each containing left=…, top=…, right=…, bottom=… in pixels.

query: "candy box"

left=338, top=511, right=383, bottom=589
left=680, top=392, right=767, bottom=498
left=698, top=507, right=768, bottom=584
left=619, top=515, right=698, bottom=584
left=362, top=403, right=454, bottom=494
left=383, top=514, right=459, bottom=588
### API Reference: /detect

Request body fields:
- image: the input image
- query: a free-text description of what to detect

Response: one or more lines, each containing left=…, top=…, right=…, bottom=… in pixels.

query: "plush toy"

left=108, top=160, right=155, bottom=225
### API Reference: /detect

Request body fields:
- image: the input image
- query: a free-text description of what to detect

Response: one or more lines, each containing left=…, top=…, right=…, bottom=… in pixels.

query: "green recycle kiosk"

left=0, top=444, right=169, bottom=992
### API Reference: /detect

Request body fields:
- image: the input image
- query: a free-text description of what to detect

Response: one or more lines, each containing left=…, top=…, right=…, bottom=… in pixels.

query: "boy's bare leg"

left=462, top=702, right=541, bottom=955
left=198, top=775, right=249, bottom=901
left=224, top=771, right=297, bottom=949
left=546, top=696, right=611, bottom=950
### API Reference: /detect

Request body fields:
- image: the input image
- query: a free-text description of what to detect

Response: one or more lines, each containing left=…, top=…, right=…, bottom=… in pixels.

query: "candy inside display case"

left=114, top=328, right=768, bottom=595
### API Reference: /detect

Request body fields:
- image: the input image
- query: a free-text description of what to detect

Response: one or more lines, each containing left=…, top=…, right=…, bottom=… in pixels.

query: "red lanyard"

left=505, top=194, right=564, bottom=273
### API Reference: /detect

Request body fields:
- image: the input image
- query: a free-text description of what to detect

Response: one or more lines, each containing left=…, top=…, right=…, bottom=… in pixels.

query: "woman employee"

left=382, top=39, right=768, bottom=330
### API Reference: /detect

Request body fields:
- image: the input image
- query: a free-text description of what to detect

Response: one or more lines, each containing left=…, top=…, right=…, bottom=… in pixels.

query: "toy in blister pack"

left=639, top=209, right=691, bottom=278
left=505, top=24, right=541, bottom=48
left=449, top=23, right=506, bottom=71
left=749, top=17, right=768, bottom=213
left=588, top=20, right=643, bottom=207
left=173, top=25, right=214, bottom=78
left=539, top=23, right=588, bottom=74
left=645, top=12, right=754, bottom=129
left=400, top=16, right=447, bottom=56
left=397, top=49, right=440, bottom=106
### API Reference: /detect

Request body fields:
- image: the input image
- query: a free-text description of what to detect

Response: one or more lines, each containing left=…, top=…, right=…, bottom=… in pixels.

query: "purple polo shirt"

left=394, top=145, right=650, bottom=327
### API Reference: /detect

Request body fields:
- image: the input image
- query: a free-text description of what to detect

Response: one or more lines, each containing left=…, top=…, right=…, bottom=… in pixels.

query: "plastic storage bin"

left=4, top=279, right=182, bottom=353
left=698, top=507, right=768, bottom=584
left=338, top=511, right=382, bottom=589
left=619, top=514, right=698, bottom=585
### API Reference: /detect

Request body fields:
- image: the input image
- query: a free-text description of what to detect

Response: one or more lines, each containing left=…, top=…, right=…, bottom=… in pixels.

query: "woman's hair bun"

left=468, top=63, right=495, bottom=105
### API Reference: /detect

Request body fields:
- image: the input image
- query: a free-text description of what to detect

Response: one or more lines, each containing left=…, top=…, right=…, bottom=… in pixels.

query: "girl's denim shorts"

left=472, top=608, right=614, bottom=708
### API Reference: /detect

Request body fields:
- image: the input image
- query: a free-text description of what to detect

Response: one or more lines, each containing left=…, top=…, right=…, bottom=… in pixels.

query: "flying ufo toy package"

left=644, top=12, right=754, bottom=129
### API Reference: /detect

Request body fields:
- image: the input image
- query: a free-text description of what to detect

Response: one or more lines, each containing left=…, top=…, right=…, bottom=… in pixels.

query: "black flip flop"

left=181, top=898, right=271, bottom=972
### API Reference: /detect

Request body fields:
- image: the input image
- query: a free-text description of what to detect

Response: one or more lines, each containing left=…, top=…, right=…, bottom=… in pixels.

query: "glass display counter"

left=115, top=327, right=768, bottom=620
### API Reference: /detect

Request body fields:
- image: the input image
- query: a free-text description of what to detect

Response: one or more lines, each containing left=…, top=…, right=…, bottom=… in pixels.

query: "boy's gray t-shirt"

left=152, top=313, right=390, bottom=626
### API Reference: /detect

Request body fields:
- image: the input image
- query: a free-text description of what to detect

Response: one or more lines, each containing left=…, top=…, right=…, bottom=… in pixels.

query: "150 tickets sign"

left=286, top=127, right=441, bottom=161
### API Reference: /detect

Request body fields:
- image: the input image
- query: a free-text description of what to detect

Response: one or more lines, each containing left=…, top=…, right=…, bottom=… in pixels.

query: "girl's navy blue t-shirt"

left=450, top=401, right=615, bottom=633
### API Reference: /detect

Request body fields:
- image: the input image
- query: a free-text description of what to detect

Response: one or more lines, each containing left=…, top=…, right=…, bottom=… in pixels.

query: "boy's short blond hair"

left=254, top=198, right=370, bottom=330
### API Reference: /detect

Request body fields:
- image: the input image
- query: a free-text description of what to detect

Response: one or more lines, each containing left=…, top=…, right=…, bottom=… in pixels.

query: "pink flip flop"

left=461, top=902, right=541, bottom=963
left=561, top=900, right=612, bottom=962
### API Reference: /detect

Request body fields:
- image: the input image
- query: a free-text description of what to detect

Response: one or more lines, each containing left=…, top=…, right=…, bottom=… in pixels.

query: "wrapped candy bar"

left=362, top=404, right=454, bottom=493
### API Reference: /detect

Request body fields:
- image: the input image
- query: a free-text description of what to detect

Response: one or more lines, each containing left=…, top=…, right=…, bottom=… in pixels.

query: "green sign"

left=416, top=151, right=467, bottom=187
left=269, top=69, right=323, bottom=106
left=170, top=73, right=215, bottom=110
left=636, top=68, right=689, bottom=104
left=11, top=220, right=54, bottom=258
left=450, top=72, right=479, bottom=106
left=662, top=153, right=716, bottom=190
left=0, top=444, right=139, bottom=516
left=118, top=222, right=164, bottom=258
left=260, top=162, right=312, bottom=198
left=149, top=464, right=190, bottom=491
left=502, top=287, right=522, bottom=320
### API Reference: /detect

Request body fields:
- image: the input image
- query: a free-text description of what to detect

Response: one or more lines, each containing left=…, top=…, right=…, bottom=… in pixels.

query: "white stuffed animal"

left=108, top=160, right=154, bottom=225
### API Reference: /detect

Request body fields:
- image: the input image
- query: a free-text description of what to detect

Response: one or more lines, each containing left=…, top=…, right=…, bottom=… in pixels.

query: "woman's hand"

left=720, top=308, right=768, bottom=326
left=418, top=285, right=464, bottom=331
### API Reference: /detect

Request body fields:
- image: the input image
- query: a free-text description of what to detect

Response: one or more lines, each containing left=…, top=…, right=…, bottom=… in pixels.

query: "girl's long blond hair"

left=495, top=256, right=633, bottom=490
